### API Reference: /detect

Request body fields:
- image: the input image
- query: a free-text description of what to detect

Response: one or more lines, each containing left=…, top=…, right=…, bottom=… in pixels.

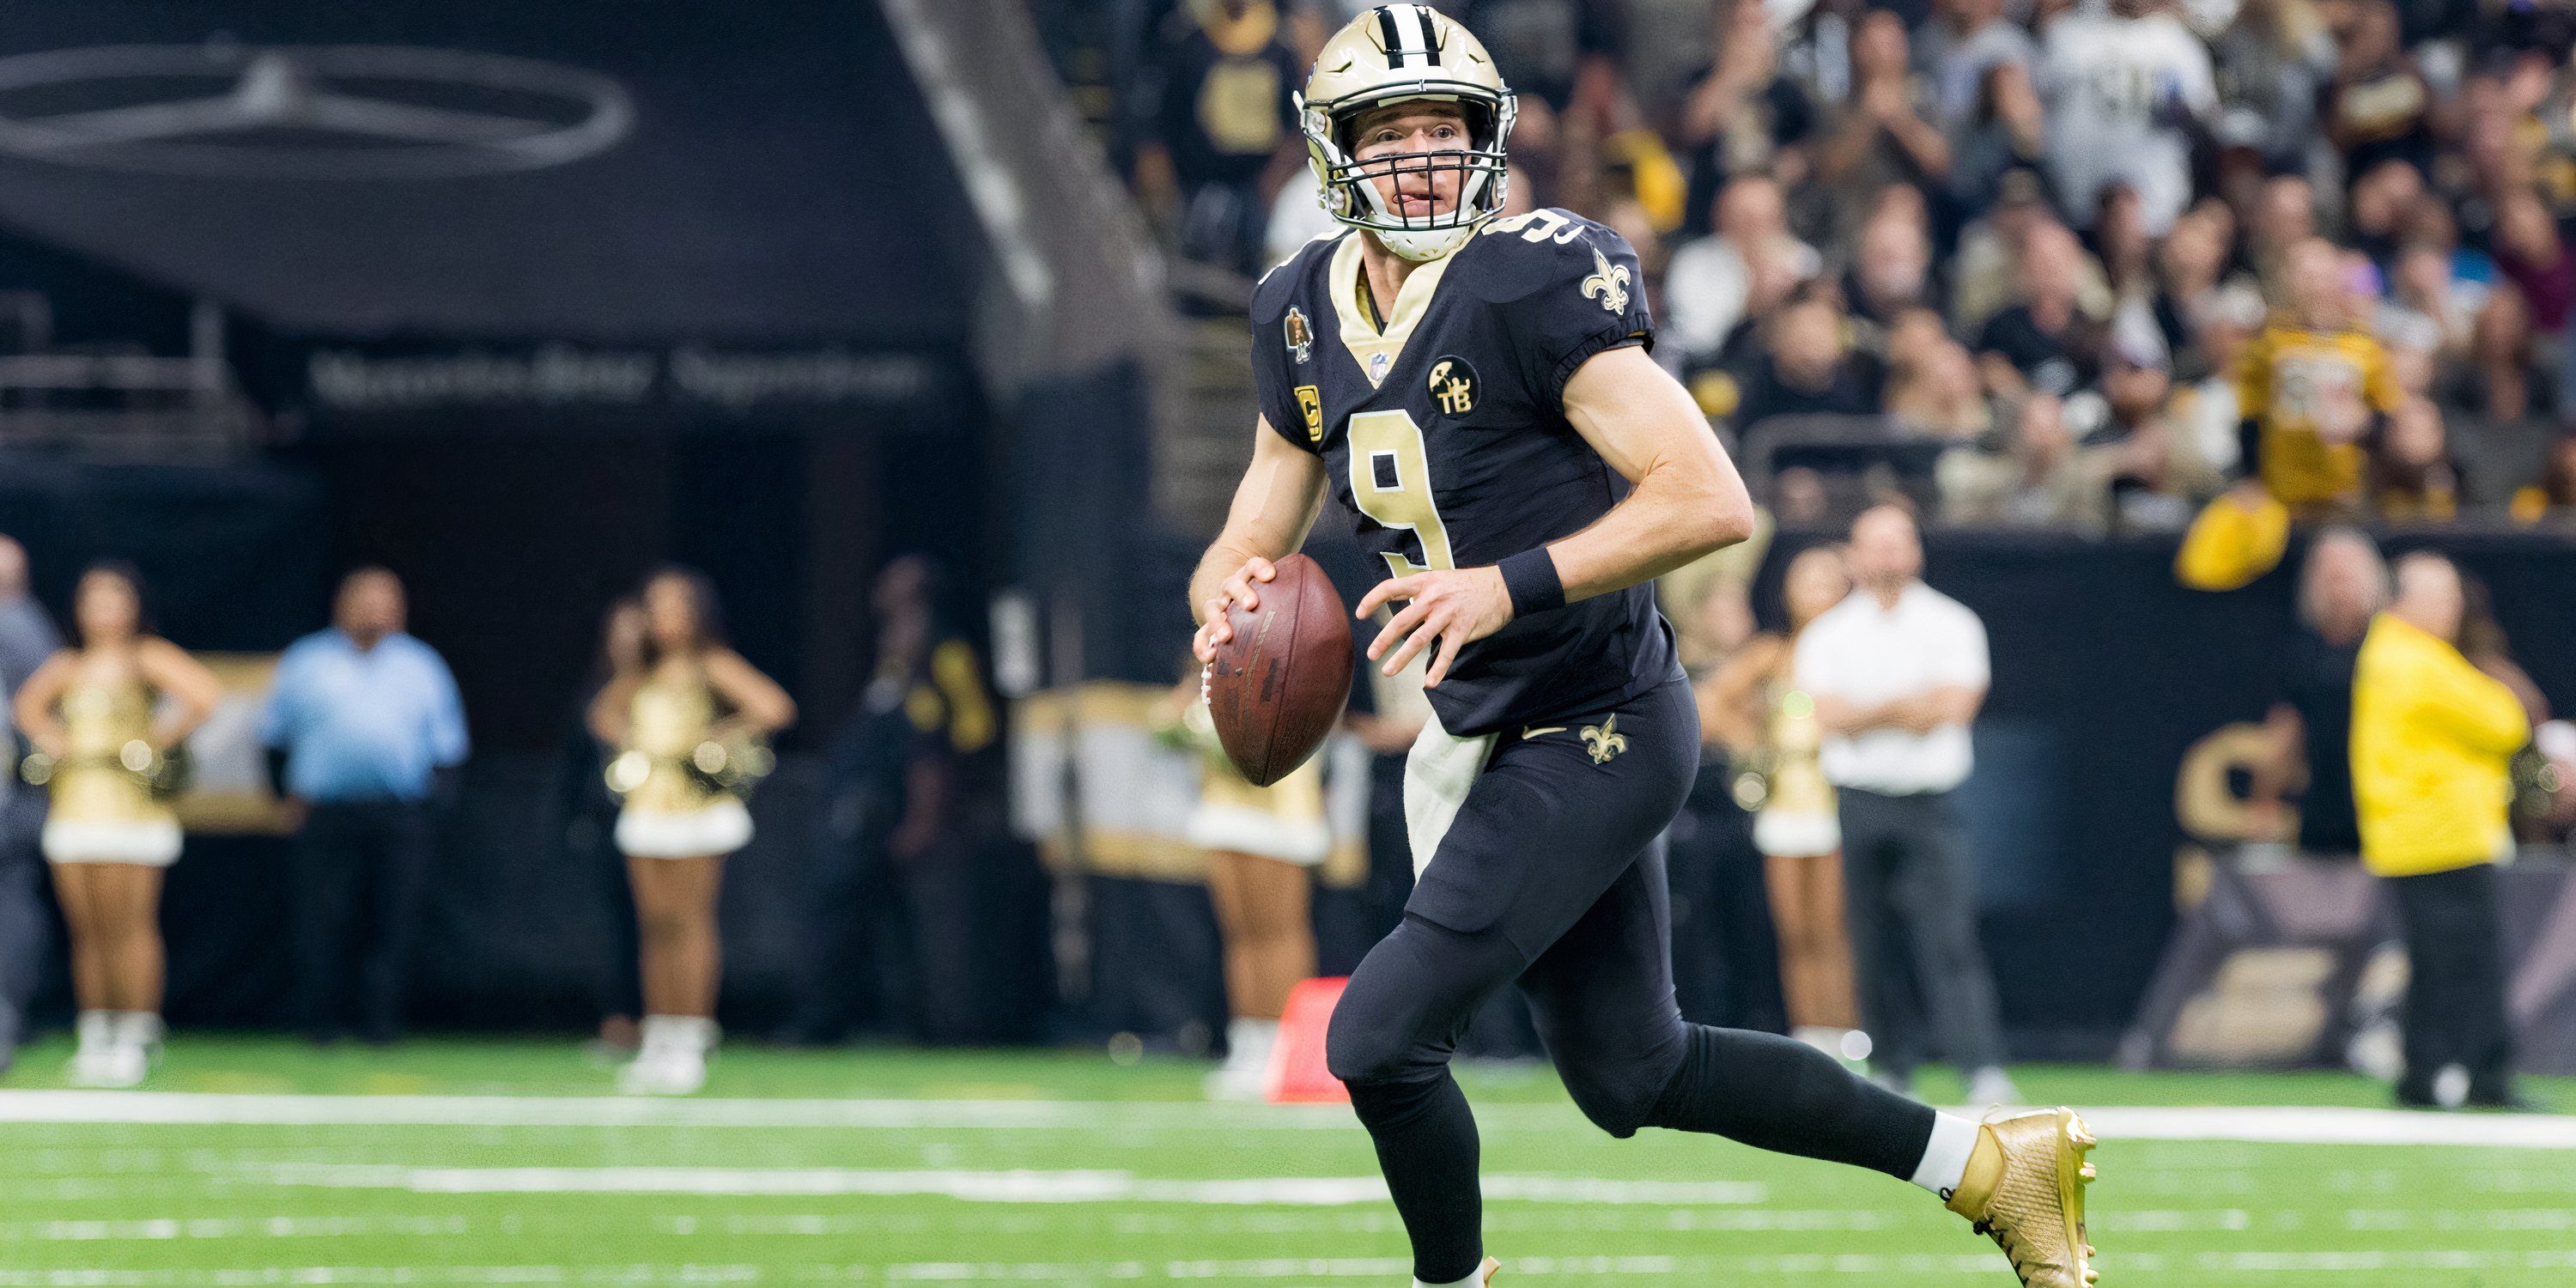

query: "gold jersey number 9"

left=1348, top=409, right=1456, bottom=579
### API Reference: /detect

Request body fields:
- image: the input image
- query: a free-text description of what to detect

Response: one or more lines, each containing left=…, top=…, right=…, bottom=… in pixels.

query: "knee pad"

left=1323, top=978, right=1415, bottom=1087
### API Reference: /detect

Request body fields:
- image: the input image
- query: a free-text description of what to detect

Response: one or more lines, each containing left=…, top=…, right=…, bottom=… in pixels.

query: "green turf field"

left=3, top=1037, right=2573, bottom=1286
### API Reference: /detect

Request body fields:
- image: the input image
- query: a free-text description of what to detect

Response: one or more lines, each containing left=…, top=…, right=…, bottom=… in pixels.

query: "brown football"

left=1205, top=553, right=1354, bottom=787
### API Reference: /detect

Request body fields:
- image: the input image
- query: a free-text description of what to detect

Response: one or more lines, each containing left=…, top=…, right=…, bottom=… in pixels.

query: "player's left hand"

left=1357, top=567, right=1514, bottom=688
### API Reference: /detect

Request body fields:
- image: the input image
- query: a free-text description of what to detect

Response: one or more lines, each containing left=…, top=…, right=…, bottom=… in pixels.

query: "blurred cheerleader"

left=1704, top=546, right=1862, bottom=1056
left=1156, top=661, right=1330, bottom=1100
left=12, top=562, right=221, bottom=1086
left=590, top=568, right=793, bottom=1094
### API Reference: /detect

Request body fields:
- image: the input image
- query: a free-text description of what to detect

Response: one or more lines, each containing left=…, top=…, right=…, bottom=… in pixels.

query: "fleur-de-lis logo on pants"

left=1582, top=714, right=1628, bottom=765
left=1582, top=246, right=1631, bottom=314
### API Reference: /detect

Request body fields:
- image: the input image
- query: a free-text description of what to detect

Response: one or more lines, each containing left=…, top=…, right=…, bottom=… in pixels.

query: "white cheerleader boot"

left=106, top=1012, right=163, bottom=1087
left=67, top=1012, right=118, bottom=1087
left=618, top=1016, right=714, bottom=1096
left=1204, top=1018, right=1277, bottom=1101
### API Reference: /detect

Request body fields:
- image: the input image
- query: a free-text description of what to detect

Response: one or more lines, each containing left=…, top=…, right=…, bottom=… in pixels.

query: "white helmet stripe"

left=1379, top=4, right=1436, bottom=66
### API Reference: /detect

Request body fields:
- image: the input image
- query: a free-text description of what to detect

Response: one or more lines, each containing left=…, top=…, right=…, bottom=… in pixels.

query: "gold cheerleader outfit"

left=1177, top=697, right=1330, bottom=866
left=1752, top=684, right=1839, bottom=860
left=40, top=678, right=183, bottom=866
left=610, top=670, right=754, bottom=860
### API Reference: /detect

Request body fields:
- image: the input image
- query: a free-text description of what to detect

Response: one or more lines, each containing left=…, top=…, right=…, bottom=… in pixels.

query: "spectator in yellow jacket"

left=2350, top=553, right=2533, bottom=1109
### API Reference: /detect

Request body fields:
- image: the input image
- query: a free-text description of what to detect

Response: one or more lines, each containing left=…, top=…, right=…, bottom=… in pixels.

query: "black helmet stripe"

left=1378, top=4, right=1439, bottom=67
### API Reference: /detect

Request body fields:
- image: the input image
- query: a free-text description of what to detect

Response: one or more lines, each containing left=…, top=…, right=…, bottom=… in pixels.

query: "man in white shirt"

left=1795, top=505, right=2014, bottom=1104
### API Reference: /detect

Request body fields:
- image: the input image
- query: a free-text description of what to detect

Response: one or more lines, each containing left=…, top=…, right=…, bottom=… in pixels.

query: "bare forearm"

left=1680, top=76, right=1750, bottom=143
left=1191, top=533, right=1279, bottom=625
left=1923, top=683, right=1984, bottom=726
left=1814, top=694, right=1889, bottom=736
left=1885, top=111, right=1951, bottom=176
left=1191, top=422, right=1327, bottom=624
left=1546, top=462, right=1751, bottom=603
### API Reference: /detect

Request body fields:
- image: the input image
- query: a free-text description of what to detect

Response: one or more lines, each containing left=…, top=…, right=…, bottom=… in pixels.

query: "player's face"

left=74, top=570, right=140, bottom=645
left=1351, top=103, right=1471, bottom=222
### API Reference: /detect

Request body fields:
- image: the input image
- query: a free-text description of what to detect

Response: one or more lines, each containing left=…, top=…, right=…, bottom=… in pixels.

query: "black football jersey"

left=1250, top=208, right=1681, bottom=738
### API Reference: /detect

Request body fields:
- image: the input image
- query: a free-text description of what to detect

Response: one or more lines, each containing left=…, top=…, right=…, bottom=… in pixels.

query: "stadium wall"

left=1039, top=527, right=2576, bottom=1059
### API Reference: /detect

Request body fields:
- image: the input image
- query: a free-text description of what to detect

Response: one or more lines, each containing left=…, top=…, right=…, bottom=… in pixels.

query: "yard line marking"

left=869, top=1249, right=2576, bottom=1279
left=238, top=1163, right=1766, bottom=1206
left=0, top=1215, right=472, bottom=1242
left=6, top=1091, right=2576, bottom=1149
left=2072, top=1106, right=2576, bottom=1150
left=0, top=1091, right=1186, bottom=1130
left=7, top=1250, right=2576, bottom=1285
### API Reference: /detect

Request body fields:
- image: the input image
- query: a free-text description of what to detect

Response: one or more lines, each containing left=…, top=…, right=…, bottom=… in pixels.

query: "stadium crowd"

left=1121, top=0, right=2576, bottom=529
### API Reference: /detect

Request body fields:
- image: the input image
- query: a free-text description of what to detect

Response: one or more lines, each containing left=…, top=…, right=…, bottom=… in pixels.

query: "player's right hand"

left=1193, top=556, right=1277, bottom=662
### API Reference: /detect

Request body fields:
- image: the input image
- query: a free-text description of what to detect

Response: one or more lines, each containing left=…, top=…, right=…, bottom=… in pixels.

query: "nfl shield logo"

left=1368, top=352, right=1390, bottom=383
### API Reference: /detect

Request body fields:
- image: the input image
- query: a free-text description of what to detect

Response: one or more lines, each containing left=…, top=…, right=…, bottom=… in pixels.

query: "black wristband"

left=1497, top=548, right=1564, bottom=617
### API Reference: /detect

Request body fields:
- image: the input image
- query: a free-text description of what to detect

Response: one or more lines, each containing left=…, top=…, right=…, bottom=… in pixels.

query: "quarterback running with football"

left=1188, top=8, right=2098, bottom=1287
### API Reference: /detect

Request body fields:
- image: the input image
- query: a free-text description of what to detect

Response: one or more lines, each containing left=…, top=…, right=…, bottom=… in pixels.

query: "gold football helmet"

left=1299, top=4, right=1516, bottom=261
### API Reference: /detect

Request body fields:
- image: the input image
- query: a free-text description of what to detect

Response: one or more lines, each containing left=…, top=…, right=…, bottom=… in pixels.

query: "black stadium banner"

left=301, top=345, right=949, bottom=416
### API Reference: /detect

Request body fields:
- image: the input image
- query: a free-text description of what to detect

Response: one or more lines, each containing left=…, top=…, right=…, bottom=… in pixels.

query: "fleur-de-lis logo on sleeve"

left=1581, top=714, right=1629, bottom=765
left=1581, top=246, right=1631, bottom=314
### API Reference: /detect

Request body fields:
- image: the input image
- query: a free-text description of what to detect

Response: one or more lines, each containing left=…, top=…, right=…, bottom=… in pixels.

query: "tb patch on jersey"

left=1426, top=356, right=1479, bottom=417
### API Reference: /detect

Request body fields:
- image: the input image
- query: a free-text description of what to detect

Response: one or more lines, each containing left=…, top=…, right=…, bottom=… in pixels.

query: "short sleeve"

left=2174, top=33, right=2219, bottom=117
left=1791, top=617, right=1841, bottom=696
left=1935, top=604, right=1992, bottom=689
left=257, top=644, right=302, bottom=748
left=422, top=648, right=470, bottom=765
left=1249, top=266, right=1317, bottom=454
left=1501, top=216, right=1656, bottom=409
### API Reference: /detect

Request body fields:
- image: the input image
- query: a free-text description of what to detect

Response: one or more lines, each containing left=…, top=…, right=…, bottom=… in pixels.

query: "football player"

left=1188, top=7, right=2099, bottom=1287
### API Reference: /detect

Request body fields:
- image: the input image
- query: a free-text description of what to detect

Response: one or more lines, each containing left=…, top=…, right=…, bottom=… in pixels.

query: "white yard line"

left=3, top=1090, right=2574, bottom=1149
left=239, top=1163, right=1766, bottom=1206
left=2073, top=1105, right=2576, bottom=1149
left=11, top=1250, right=2575, bottom=1285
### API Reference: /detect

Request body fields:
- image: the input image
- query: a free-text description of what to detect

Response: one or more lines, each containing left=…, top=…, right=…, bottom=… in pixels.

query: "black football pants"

left=292, top=799, right=430, bottom=1043
left=1838, top=787, right=2008, bottom=1078
left=1326, top=677, right=1935, bottom=1284
left=2389, top=864, right=2516, bottom=1103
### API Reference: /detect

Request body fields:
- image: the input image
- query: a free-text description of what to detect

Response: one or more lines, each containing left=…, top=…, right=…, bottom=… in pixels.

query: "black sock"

left=1346, top=1072, right=1484, bottom=1283
left=1642, top=1024, right=1936, bottom=1179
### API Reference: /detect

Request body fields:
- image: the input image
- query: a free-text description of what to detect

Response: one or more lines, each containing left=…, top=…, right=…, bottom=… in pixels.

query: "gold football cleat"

left=1947, top=1106, right=2098, bottom=1287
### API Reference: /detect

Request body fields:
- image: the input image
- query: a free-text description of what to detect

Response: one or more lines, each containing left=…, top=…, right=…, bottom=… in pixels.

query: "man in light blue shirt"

left=259, top=568, right=466, bottom=1043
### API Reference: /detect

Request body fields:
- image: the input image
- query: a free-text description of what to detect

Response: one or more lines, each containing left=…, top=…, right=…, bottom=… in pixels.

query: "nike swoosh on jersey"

left=1521, top=726, right=1567, bottom=738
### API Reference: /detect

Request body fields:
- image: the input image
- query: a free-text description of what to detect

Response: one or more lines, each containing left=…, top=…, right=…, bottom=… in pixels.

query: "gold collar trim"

left=1328, top=234, right=1453, bottom=388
